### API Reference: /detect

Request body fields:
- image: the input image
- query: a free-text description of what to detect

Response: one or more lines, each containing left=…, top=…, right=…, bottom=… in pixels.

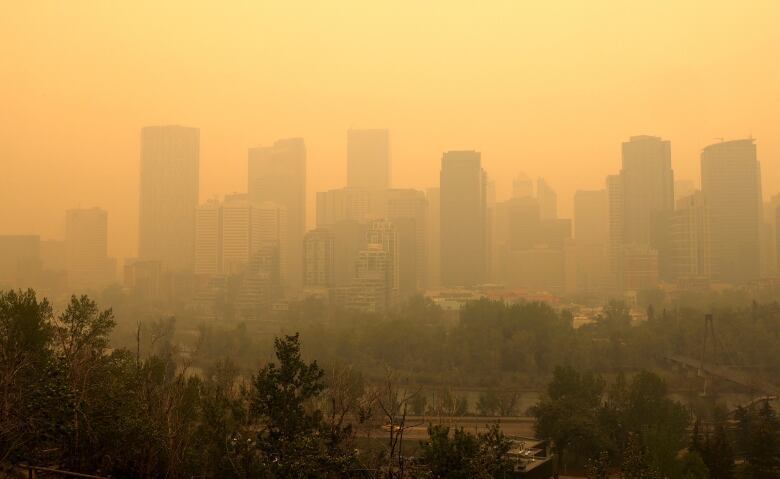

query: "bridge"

left=664, top=354, right=780, bottom=397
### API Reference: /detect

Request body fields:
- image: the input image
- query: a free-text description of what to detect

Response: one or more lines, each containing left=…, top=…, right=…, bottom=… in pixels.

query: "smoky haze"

left=3, top=1, right=780, bottom=261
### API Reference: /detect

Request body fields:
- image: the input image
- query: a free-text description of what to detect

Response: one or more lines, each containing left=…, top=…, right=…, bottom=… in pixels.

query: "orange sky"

left=2, top=1, right=780, bottom=260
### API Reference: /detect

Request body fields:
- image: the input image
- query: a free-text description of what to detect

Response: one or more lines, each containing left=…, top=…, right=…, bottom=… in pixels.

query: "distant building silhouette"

left=574, top=189, right=608, bottom=245
left=568, top=189, right=610, bottom=294
left=347, top=129, right=390, bottom=190
left=0, top=235, right=41, bottom=289
left=440, top=151, right=487, bottom=287
left=608, top=136, right=674, bottom=290
left=426, top=187, right=441, bottom=289
left=139, top=125, right=200, bottom=271
left=536, top=178, right=558, bottom=220
left=512, top=173, right=534, bottom=198
left=66, top=207, right=114, bottom=291
left=316, top=187, right=381, bottom=226
left=701, top=139, right=763, bottom=283
left=386, top=188, right=428, bottom=296
left=195, top=195, right=287, bottom=281
left=303, top=228, right=335, bottom=295
left=248, top=138, right=306, bottom=291
left=668, top=191, right=711, bottom=281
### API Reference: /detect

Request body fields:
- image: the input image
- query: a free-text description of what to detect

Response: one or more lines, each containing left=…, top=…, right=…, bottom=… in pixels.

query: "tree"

left=532, top=366, right=606, bottom=472
left=417, top=424, right=513, bottom=478
left=249, top=333, right=357, bottom=478
left=0, top=289, right=55, bottom=463
left=743, top=400, right=780, bottom=478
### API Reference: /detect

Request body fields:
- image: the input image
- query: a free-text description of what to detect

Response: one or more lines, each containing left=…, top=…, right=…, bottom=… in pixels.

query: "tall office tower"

left=607, top=136, right=674, bottom=289
left=574, top=189, right=608, bottom=245
left=195, top=199, right=221, bottom=275
left=303, top=228, right=335, bottom=292
left=347, top=129, right=390, bottom=190
left=701, top=139, right=763, bottom=283
left=366, top=219, right=399, bottom=307
left=440, top=151, right=487, bottom=287
left=620, top=135, right=674, bottom=246
left=220, top=194, right=256, bottom=275
left=316, top=187, right=375, bottom=226
left=606, top=174, right=625, bottom=290
left=255, top=201, right=289, bottom=288
left=537, top=178, right=558, bottom=220
left=512, top=173, right=534, bottom=198
left=139, top=125, right=200, bottom=271
left=248, top=138, right=306, bottom=290
left=0, top=235, right=41, bottom=288
left=668, top=191, right=711, bottom=281
left=569, top=189, right=609, bottom=294
left=674, top=179, right=696, bottom=202
left=762, top=196, right=780, bottom=276
left=426, top=188, right=441, bottom=289
left=331, top=220, right=369, bottom=287
left=386, top=188, right=428, bottom=296
left=335, top=244, right=389, bottom=313
left=66, top=208, right=113, bottom=291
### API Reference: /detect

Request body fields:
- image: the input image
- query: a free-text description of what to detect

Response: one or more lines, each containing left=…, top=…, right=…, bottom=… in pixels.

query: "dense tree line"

left=1, top=289, right=524, bottom=478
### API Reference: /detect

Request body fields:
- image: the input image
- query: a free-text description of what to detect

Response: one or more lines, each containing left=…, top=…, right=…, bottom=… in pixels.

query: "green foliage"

left=417, top=423, right=513, bottom=479
left=532, top=366, right=606, bottom=470
left=737, top=400, right=780, bottom=478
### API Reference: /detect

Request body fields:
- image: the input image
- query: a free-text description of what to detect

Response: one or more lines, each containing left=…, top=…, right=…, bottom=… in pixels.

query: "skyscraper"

left=386, top=188, right=428, bottom=296
left=440, top=150, right=487, bottom=286
left=66, top=207, right=113, bottom=291
left=426, top=187, right=441, bottom=289
left=607, top=136, right=675, bottom=289
left=701, top=139, right=763, bottom=283
left=248, top=138, right=306, bottom=290
left=574, top=189, right=608, bottom=245
left=620, top=135, right=674, bottom=246
left=347, top=129, right=390, bottom=190
left=195, top=199, right=221, bottom=276
left=668, top=191, right=711, bottom=281
left=303, top=228, right=335, bottom=292
left=139, top=125, right=200, bottom=271
left=537, top=178, right=558, bottom=220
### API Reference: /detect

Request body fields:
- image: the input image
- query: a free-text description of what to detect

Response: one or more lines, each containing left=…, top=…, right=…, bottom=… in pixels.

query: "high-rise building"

left=426, top=188, right=441, bottom=289
left=537, top=178, right=558, bottom=220
left=701, top=139, right=763, bottom=283
left=674, top=179, right=696, bottom=203
left=386, top=188, right=428, bottom=296
left=347, top=129, right=390, bottom=190
left=668, top=191, right=710, bottom=281
left=366, top=219, right=399, bottom=307
left=607, top=136, right=674, bottom=289
left=248, top=138, right=306, bottom=290
left=607, top=174, right=625, bottom=290
left=195, top=199, right=221, bottom=276
left=195, top=196, right=287, bottom=282
left=574, top=189, right=608, bottom=245
left=620, top=135, right=674, bottom=246
left=440, top=151, right=487, bottom=286
left=220, top=194, right=257, bottom=275
left=255, top=201, right=289, bottom=288
left=0, top=235, right=41, bottom=289
left=512, top=173, right=534, bottom=198
left=66, top=207, right=113, bottom=291
left=569, top=189, right=610, bottom=294
left=139, top=125, right=200, bottom=271
left=303, top=228, right=335, bottom=292
left=316, top=187, right=378, bottom=226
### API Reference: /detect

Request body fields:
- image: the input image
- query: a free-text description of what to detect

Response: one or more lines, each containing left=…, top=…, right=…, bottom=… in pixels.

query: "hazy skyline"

left=3, top=1, right=780, bottom=260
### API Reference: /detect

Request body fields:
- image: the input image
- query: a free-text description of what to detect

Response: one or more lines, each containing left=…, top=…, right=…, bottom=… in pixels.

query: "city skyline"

left=4, top=2, right=780, bottom=260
